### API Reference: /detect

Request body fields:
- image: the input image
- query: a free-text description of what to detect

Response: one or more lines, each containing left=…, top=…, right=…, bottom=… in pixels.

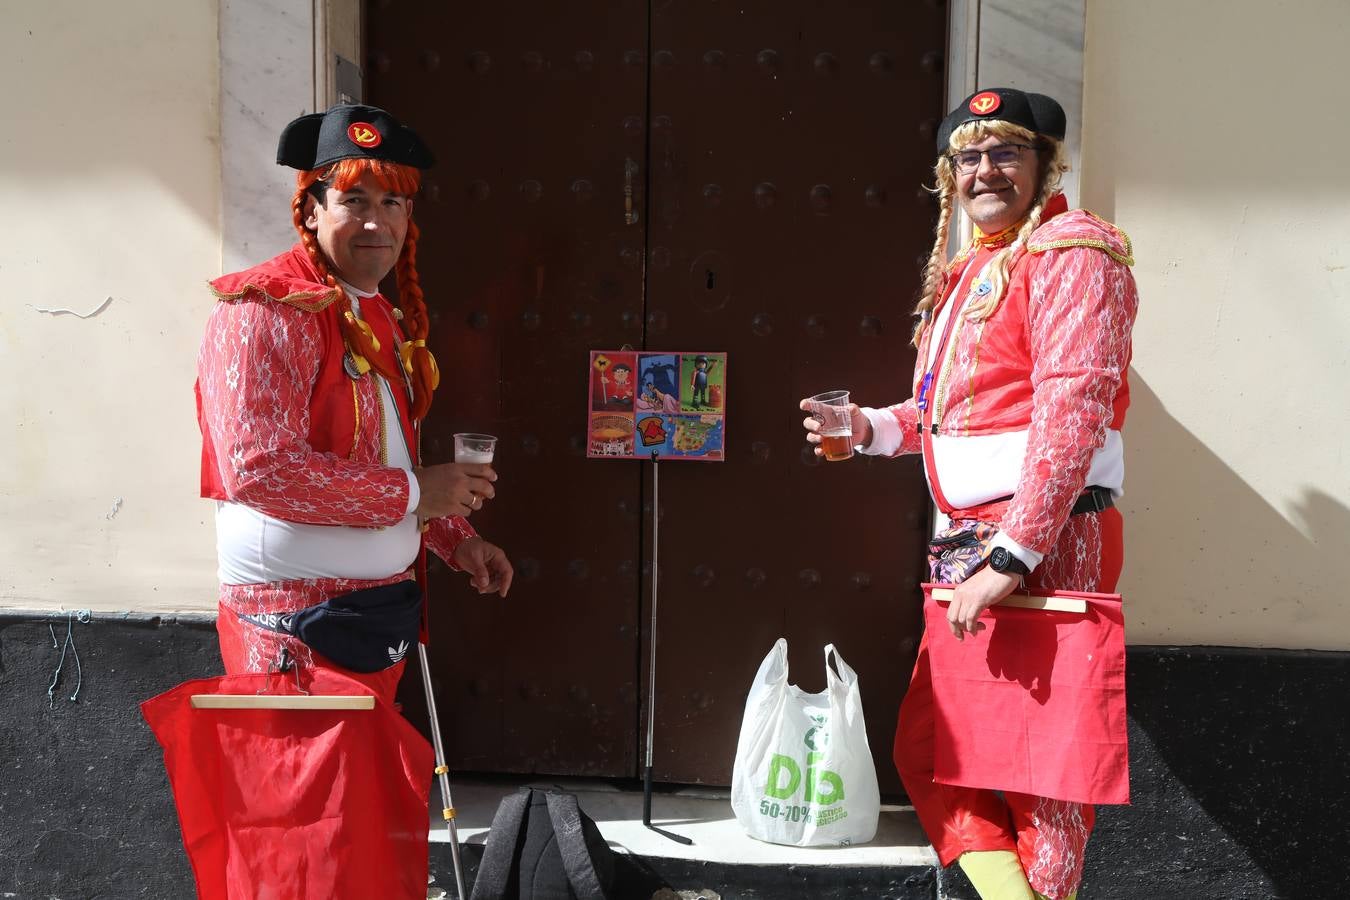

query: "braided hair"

left=292, top=157, right=439, bottom=420
left=912, top=121, right=1068, bottom=347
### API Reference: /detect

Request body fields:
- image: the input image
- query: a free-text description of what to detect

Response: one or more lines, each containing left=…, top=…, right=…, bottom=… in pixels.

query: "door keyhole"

left=705, top=269, right=716, bottom=290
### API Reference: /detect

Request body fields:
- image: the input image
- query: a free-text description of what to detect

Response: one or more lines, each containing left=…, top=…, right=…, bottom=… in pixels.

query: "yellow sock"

left=957, top=850, right=1035, bottom=900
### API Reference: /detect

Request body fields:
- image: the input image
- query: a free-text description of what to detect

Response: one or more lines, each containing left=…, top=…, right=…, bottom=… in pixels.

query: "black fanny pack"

left=240, top=580, right=423, bottom=673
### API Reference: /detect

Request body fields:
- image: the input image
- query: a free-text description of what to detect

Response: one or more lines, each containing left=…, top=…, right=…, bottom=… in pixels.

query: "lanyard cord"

left=917, top=253, right=982, bottom=422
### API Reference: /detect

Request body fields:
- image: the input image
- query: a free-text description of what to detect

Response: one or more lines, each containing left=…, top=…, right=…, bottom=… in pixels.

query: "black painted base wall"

left=1083, top=647, right=1349, bottom=900
left=430, top=844, right=940, bottom=900
left=1, top=613, right=1344, bottom=899
left=0, top=613, right=218, bottom=898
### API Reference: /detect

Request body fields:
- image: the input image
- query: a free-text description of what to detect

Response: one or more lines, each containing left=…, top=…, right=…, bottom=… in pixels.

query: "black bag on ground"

left=470, top=788, right=616, bottom=900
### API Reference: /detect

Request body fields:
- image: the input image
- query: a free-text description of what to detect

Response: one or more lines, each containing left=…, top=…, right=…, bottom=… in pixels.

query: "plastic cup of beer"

left=808, top=391, right=854, bottom=462
left=453, top=433, right=497, bottom=464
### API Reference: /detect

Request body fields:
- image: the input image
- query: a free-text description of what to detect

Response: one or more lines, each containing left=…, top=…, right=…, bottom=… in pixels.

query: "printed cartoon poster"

left=588, top=413, right=634, bottom=457
left=591, top=351, right=637, bottom=411
left=636, top=354, right=681, bottom=414
left=680, top=354, right=725, bottom=413
left=588, top=351, right=726, bottom=461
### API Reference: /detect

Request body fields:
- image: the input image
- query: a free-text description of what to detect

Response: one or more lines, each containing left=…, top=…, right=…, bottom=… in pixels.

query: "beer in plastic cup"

left=807, top=391, right=853, bottom=462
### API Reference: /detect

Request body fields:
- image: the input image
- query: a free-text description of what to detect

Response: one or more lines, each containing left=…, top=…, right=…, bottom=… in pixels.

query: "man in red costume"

left=802, top=88, right=1138, bottom=899
left=197, top=104, right=513, bottom=702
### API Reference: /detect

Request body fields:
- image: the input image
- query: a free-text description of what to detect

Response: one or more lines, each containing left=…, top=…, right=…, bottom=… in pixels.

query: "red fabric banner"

left=141, top=668, right=434, bottom=900
left=922, top=583, right=1130, bottom=805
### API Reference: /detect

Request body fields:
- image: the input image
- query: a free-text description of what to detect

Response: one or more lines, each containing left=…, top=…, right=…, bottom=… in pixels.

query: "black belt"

left=1070, top=485, right=1115, bottom=516
left=984, top=486, right=1115, bottom=516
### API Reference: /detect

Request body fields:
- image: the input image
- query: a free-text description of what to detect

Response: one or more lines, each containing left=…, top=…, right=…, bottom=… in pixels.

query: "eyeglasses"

left=947, top=143, right=1035, bottom=175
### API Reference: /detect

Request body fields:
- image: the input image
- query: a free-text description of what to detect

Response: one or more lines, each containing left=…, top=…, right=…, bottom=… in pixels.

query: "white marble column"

left=976, top=0, right=1086, bottom=206
left=219, top=0, right=316, bottom=273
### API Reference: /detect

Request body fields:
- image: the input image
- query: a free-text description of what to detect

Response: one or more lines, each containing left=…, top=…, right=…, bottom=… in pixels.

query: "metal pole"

left=419, top=641, right=468, bottom=900
left=645, top=452, right=659, bottom=773
left=642, top=451, right=692, bottom=844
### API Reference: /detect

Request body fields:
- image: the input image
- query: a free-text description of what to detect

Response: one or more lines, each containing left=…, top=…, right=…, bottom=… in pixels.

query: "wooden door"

left=369, top=4, right=649, bottom=777
left=639, top=1, right=944, bottom=789
left=367, top=1, right=946, bottom=790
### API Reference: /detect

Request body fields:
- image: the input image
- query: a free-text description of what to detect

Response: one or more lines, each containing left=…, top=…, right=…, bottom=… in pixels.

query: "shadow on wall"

left=1082, top=374, right=1350, bottom=898
left=1119, top=373, right=1349, bottom=648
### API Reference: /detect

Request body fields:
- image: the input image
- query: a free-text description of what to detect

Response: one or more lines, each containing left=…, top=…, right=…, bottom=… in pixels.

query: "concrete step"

left=425, top=776, right=947, bottom=900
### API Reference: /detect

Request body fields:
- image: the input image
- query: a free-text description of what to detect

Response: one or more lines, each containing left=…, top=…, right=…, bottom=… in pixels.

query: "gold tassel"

left=343, top=310, right=382, bottom=353
left=399, top=338, right=423, bottom=376
left=400, top=339, right=441, bottom=391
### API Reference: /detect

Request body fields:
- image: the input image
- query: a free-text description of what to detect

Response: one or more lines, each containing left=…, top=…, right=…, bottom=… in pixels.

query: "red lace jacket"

left=196, top=244, right=474, bottom=568
left=871, top=196, right=1139, bottom=560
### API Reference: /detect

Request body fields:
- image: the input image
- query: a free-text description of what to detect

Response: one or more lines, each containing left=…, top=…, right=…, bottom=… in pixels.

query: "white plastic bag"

left=730, top=639, right=880, bottom=846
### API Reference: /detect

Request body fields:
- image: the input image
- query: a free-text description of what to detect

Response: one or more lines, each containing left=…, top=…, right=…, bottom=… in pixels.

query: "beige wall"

left=1082, top=1, right=1350, bottom=649
left=6, top=1, right=1345, bottom=650
left=1, top=2, right=222, bottom=612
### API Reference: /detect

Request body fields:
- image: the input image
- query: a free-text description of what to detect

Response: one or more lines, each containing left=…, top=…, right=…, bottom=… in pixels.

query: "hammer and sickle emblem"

left=968, top=91, right=1003, bottom=116
left=347, top=122, right=382, bottom=147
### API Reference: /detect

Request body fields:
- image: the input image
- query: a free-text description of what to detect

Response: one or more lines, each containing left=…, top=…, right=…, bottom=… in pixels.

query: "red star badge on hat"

left=347, top=122, right=382, bottom=148
left=969, top=91, right=1001, bottom=115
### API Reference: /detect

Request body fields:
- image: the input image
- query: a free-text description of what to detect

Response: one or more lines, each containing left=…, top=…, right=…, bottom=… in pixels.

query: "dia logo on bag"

left=731, top=641, right=880, bottom=847
left=766, top=717, right=844, bottom=797
left=762, top=717, right=850, bottom=829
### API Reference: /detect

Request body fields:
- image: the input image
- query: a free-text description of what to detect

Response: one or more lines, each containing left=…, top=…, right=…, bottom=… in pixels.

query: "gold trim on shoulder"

left=1026, top=237, right=1134, bottom=267
left=209, top=282, right=340, bottom=312
left=1028, top=212, right=1134, bottom=266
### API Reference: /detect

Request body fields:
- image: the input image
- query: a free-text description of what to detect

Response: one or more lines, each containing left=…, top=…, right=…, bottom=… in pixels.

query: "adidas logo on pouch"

left=388, top=640, right=409, bottom=663
left=241, top=612, right=294, bottom=634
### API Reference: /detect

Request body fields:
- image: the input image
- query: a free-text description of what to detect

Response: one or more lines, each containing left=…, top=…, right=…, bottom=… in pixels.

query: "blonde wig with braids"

left=292, top=158, right=440, bottom=420
left=913, top=120, right=1069, bottom=347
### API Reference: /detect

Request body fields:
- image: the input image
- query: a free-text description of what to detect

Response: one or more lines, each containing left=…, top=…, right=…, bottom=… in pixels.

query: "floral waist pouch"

left=927, top=520, right=998, bottom=585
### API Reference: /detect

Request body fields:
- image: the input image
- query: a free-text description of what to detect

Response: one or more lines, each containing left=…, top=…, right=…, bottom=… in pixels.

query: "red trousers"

left=895, top=507, right=1123, bottom=900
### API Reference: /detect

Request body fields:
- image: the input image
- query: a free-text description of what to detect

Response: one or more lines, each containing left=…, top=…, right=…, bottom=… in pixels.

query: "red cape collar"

left=209, top=244, right=339, bottom=310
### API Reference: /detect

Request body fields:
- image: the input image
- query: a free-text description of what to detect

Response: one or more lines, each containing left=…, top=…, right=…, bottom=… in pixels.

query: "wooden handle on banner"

left=189, top=695, right=375, bottom=710
left=930, top=588, right=1087, bottom=614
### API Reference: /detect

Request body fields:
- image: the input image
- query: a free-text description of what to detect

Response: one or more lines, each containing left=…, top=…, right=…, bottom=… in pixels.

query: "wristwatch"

left=987, top=546, right=1030, bottom=576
